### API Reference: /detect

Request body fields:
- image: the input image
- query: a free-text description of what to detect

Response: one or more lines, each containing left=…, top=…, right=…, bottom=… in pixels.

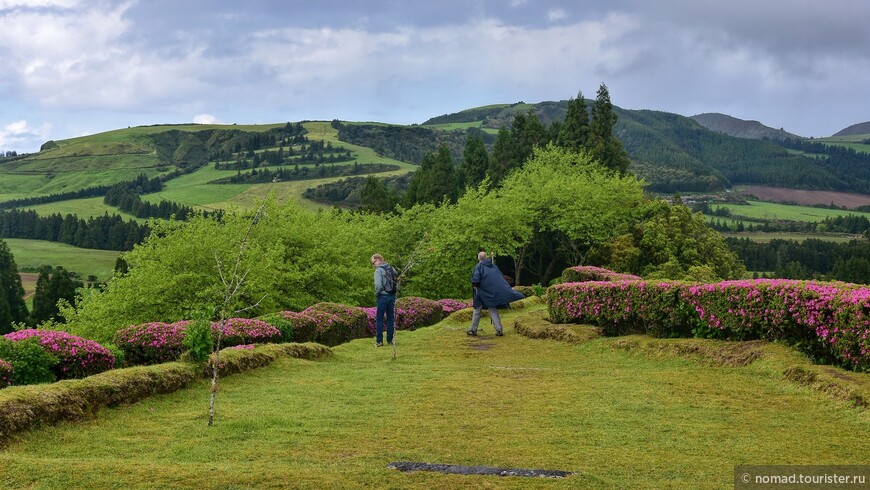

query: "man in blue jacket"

left=467, top=251, right=525, bottom=337
left=372, top=253, right=397, bottom=347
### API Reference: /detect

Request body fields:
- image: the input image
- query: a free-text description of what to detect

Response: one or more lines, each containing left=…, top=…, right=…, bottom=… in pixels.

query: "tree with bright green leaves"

left=557, top=90, right=589, bottom=152
left=591, top=200, right=745, bottom=281
left=499, top=143, right=646, bottom=283
left=459, top=133, right=489, bottom=190
left=60, top=198, right=394, bottom=343
left=404, top=143, right=458, bottom=206
left=588, top=83, right=631, bottom=175
left=0, top=239, right=27, bottom=334
left=401, top=180, right=535, bottom=299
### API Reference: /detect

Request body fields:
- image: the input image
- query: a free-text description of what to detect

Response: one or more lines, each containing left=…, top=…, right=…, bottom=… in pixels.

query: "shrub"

left=0, top=337, right=57, bottom=385
left=358, top=307, right=377, bottom=335
left=4, top=330, right=114, bottom=380
left=183, top=316, right=213, bottom=364
left=115, top=321, right=187, bottom=365
left=395, top=296, right=443, bottom=330
left=211, top=318, right=282, bottom=347
left=258, top=311, right=319, bottom=343
left=437, top=298, right=472, bottom=316
left=303, top=303, right=369, bottom=345
left=561, top=266, right=642, bottom=283
left=0, top=359, right=12, bottom=388
left=547, top=278, right=870, bottom=371
left=105, top=345, right=126, bottom=369
left=513, top=286, right=535, bottom=297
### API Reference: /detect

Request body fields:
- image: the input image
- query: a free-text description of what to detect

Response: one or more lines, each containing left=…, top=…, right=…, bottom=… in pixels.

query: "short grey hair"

left=478, top=251, right=487, bottom=261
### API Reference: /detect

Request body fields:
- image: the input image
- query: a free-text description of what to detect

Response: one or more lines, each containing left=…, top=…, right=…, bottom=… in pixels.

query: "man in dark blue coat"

left=467, top=251, right=525, bottom=336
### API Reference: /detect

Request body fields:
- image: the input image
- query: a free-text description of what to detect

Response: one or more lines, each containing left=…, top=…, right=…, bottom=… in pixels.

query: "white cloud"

left=0, top=0, right=78, bottom=9
left=192, top=114, right=221, bottom=124
left=0, top=120, right=51, bottom=151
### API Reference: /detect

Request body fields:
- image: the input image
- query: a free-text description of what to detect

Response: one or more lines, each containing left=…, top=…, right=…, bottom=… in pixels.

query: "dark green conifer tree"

left=459, top=133, right=490, bottom=189
left=0, top=239, right=28, bottom=333
left=588, top=83, right=631, bottom=174
left=359, top=176, right=394, bottom=214
left=557, top=90, right=589, bottom=152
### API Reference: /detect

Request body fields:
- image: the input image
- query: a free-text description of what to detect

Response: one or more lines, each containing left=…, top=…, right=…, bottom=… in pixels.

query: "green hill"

left=833, top=121, right=870, bottom=137
left=689, top=112, right=803, bottom=140
left=5, top=104, right=870, bottom=206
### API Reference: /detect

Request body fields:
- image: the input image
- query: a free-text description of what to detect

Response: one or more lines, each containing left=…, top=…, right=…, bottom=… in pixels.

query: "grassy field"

left=138, top=121, right=417, bottom=211
left=1, top=305, right=867, bottom=489
left=721, top=232, right=859, bottom=243
left=712, top=200, right=870, bottom=222
left=22, top=197, right=143, bottom=221
left=818, top=135, right=870, bottom=154
left=6, top=238, right=120, bottom=280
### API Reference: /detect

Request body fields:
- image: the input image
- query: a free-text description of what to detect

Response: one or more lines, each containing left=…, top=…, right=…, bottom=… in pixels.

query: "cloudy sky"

left=1, top=0, right=869, bottom=153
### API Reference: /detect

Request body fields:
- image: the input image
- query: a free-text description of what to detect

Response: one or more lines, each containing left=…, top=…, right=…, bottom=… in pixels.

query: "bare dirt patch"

left=19, top=272, right=39, bottom=300
left=737, top=185, right=870, bottom=209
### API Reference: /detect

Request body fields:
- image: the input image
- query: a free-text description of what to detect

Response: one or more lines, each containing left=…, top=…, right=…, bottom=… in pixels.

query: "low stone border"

left=0, top=342, right=332, bottom=446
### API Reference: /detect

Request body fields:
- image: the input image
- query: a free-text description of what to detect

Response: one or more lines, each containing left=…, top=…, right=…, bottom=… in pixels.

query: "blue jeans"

left=376, top=293, right=396, bottom=344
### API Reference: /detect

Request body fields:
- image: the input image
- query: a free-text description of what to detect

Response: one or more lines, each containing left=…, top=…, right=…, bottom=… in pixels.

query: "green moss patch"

left=513, top=310, right=602, bottom=343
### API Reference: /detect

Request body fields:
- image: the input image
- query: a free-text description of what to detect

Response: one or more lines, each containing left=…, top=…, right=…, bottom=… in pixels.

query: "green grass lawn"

left=1, top=306, right=867, bottom=489
left=5, top=238, right=120, bottom=280
left=713, top=200, right=870, bottom=223
left=23, top=197, right=142, bottom=221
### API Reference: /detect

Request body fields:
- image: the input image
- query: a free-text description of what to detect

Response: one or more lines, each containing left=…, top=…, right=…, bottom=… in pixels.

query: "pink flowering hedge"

left=396, top=297, right=443, bottom=331
left=303, top=303, right=369, bottom=346
left=0, top=359, right=11, bottom=388
left=437, top=298, right=472, bottom=316
left=547, top=276, right=870, bottom=371
left=4, top=329, right=115, bottom=380
left=359, top=297, right=446, bottom=335
left=212, top=318, right=282, bottom=347
left=115, top=321, right=188, bottom=365
left=561, top=266, right=642, bottom=283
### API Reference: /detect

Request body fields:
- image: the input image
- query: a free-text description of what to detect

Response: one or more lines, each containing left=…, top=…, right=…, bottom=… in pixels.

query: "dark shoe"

left=375, top=342, right=384, bottom=347
left=466, top=330, right=477, bottom=336
left=495, top=331, right=504, bottom=336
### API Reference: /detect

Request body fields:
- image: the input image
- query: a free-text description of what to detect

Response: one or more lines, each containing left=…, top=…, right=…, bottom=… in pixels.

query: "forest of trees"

left=726, top=237, right=870, bottom=284
left=0, top=209, right=149, bottom=251
left=212, top=163, right=398, bottom=185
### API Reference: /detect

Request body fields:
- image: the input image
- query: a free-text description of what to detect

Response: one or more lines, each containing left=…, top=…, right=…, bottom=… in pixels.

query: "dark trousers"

left=376, top=293, right=396, bottom=344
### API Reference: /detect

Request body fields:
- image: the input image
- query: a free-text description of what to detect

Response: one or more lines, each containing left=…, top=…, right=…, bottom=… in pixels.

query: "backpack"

left=383, top=265, right=398, bottom=294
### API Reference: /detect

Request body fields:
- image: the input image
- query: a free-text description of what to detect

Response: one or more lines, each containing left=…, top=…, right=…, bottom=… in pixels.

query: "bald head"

left=478, top=251, right=487, bottom=261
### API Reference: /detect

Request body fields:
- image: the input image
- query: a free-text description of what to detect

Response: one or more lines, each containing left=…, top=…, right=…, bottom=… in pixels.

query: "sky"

left=1, top=0, right=869, bottom=153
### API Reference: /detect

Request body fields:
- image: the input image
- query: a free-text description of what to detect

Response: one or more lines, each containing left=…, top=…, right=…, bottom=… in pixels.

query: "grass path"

left=1, top=306, right=868, bottom=489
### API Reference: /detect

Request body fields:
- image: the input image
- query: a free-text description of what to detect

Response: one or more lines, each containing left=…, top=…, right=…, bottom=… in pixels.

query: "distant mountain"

left=833, top=122, right=870, bottom=137
left=423, top=102, right=870, bottom=194
left=689, top=113, right=803, bottom=140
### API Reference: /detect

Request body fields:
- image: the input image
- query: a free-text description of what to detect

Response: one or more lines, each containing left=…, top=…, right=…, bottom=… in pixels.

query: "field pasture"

left=736, top=185, right=870, bottom=208
left=6, top=238, right=120, bottom=280
left=712, top=200, right=870, bottom=223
